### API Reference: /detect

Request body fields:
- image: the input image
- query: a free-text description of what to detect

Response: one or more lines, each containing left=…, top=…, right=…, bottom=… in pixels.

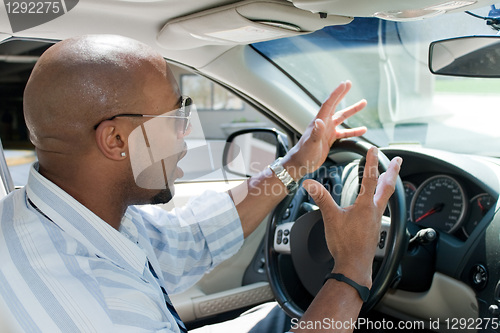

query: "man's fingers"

left=374, top=157, right=403, bottom=208
left=315, top=81, right=351, bottom=122
left=303, top=179, right=339, bottom=217
left=358, top=147, right=379, bottom=204
left=331, top=99, right=367, bottom=127
left=335, top=126, right=367, bottom=139
left=310, top=118, right=326, bottom=143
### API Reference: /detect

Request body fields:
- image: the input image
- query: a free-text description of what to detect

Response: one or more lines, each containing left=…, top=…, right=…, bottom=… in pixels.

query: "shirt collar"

left=25, top=163, right=147, bottom=275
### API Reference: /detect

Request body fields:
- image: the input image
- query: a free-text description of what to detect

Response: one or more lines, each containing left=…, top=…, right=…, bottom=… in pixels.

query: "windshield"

left=253, top=5, right=500, bottom=156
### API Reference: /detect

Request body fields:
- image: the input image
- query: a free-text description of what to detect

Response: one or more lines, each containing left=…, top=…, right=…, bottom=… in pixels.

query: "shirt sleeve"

left=139, top=191, right=244, bottom=294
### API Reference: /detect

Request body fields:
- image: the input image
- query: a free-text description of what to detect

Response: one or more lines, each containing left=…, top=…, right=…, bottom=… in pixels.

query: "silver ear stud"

left=121, top=152, right=126, bottom=157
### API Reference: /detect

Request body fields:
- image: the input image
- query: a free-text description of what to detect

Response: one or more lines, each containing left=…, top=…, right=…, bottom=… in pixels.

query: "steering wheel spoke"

left=375, top=215, right=392, bottom=259
left=273, top=222, right=295, bottom=254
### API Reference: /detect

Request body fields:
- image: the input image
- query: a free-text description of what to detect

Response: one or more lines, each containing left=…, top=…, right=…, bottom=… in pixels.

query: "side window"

left=169, top=65, right=284, bottom=182
left=175, top=71, right=280, bottom=140
left=1, top=40, right=51, bottom=188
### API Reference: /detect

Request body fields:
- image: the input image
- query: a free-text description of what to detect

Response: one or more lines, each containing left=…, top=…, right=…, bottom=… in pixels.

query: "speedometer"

left=403, top=181, right=417, bottom=222
left=411, top=175, right=467, bottom=233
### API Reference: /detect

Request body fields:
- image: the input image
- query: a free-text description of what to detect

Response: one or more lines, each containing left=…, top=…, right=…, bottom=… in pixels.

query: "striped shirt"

left=0, top=164, right=244, bottom=332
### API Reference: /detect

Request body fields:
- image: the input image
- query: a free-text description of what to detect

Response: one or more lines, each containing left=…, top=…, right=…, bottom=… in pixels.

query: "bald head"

left=22, top=35, right=184, bottom=226
left=24, top=35, right=175, bottom=153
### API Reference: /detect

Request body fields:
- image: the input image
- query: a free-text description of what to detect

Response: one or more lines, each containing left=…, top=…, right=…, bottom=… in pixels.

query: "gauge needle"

left=416, top=203, right=444, bottom=223
left=478, top=198, right=485, bottom=213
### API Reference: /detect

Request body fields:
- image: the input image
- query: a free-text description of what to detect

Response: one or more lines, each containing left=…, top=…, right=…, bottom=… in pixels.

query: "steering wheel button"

left=274, top=222, right=294, bottom=255
left=378, top=231, right=387, bottom=249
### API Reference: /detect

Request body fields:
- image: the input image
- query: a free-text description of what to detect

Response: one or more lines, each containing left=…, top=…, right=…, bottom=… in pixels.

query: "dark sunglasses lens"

left=181, top=97, right=192, bottom=133
left=184, top=97, right=192, bottom=115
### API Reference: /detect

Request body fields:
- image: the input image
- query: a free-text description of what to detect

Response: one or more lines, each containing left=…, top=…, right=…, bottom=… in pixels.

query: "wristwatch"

left=269, top=157, right=298, bottom=193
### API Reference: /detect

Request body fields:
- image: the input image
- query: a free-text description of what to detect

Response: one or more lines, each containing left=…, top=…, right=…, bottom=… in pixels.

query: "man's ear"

left=95, top=121, right=128, bottom=160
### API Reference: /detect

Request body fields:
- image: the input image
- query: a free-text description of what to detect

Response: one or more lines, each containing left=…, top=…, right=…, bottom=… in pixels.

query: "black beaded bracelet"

left=324, top=273, right=370, bottom=302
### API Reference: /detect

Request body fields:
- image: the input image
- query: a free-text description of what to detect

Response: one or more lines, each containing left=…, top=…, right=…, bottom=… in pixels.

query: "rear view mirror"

left=429, top=36, right=500, bottom=77
left=223, top=128, right=288, bottom=177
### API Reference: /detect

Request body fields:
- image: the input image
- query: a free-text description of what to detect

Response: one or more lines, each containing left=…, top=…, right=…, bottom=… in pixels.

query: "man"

left=0, top=35, right=402, bottom=332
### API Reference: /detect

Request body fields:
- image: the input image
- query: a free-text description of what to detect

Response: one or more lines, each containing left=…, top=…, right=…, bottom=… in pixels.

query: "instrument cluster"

left=403, top=174, right=495, bottom=238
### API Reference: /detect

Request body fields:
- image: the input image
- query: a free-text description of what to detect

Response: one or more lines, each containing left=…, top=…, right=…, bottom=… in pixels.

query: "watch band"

left=324, top=273, right=370, bottom=302
left=269, top=157, right=298, bottom=193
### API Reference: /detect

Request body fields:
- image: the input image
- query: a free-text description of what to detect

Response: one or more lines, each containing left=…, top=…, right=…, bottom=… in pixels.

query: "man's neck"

left=38, top=160, right=128, bottom=230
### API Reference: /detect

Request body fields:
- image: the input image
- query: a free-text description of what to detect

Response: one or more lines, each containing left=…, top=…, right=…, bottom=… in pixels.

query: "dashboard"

left=315, top=147, right=500, bottom=240
left=387, top=148, right=500, bottom=241
left=277, top=145, right=500, bottom=327
left=290, top=148, right=498, bottom=240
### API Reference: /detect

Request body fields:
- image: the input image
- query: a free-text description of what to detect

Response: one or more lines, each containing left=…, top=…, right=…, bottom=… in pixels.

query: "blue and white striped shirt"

left=0, top=164, right=244, bottom=332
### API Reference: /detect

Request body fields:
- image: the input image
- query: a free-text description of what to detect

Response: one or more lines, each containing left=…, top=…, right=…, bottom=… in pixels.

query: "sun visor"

left=291, top=0, right=479, bottom=21
left=157, top=0, right=352, bottom=50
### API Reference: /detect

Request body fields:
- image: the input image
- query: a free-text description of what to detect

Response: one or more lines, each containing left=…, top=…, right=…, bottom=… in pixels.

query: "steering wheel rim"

left=265, top=139, right=408, bottom=318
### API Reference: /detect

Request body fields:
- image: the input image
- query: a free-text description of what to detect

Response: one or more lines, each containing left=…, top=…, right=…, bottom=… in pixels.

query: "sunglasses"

left=93, top=96, right=192, bottom=134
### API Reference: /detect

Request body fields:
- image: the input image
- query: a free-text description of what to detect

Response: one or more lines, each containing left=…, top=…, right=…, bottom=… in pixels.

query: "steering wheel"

left=265, top=139, right=407, bottom=318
